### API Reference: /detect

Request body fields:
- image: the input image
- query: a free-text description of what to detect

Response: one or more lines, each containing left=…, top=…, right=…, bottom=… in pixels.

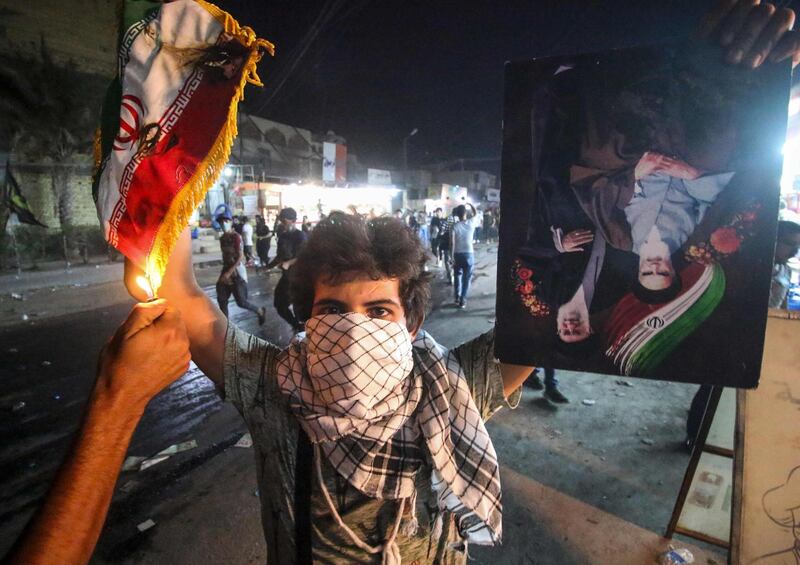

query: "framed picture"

left=495, top=45, right=791, bottom=387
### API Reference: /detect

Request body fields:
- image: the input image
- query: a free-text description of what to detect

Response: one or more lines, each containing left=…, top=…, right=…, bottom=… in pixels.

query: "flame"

left=143, top=257, right=162, bottom=298
left=135, top=276, right=155, bottom=300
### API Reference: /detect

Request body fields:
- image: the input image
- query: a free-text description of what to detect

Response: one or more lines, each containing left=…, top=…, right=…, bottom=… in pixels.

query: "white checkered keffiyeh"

left=276, top=313, right=502, bottom=545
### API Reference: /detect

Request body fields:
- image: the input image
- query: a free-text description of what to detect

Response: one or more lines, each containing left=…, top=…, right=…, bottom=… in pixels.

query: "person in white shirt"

left=451, top=204, right=477, bottom=309
left=241, top=216, right=255, bottom=265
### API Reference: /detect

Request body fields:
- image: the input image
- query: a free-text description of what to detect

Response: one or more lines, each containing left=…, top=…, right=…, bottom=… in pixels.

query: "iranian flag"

left=93, top=0, right=273, bottom=291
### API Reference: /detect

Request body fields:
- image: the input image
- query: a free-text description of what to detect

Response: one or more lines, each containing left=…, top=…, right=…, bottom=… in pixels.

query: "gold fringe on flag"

left=145, top=0, right=274, bottom=291
left=91, top=127, right=103, bottom=184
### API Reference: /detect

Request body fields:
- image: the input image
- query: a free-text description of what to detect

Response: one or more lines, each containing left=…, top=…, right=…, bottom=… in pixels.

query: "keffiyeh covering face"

left=276, top=313, right=502, bottom=545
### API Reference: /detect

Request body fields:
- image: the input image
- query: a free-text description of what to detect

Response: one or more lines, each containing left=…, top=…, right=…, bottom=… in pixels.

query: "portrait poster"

left=495, top=45, right=791, bottom=388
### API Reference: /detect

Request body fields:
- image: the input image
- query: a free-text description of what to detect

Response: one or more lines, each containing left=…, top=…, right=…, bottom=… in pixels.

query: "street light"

left=403, top=128, right=418, bottom=170
left=403, top=128, right=419, bottom=187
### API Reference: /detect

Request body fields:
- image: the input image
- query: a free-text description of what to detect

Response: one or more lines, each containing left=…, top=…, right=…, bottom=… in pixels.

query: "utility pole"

left=403, top=128, right=418, bottom=194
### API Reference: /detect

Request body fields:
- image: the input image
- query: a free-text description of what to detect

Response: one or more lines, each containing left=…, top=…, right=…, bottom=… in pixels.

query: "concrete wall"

left=13, top=163, right=98, bottom=228
left=0, top=0, right=118, bottom=77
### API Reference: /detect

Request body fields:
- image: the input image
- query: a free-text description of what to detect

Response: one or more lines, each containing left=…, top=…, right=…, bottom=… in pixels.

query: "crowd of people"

left=394, top=204, right=500, bottom=306
left=216, top=204, right=573, bottom=402
left=213, top=208, right=310, bottom=332
left=214, top=204, right=502, bottom=334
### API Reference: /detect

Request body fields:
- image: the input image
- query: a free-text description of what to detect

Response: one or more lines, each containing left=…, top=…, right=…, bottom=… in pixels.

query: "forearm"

left=155, top=232, right=227, bottom=385
left=500, top=362, right=534, bottom=399
left=8, top=394, right=141, bottom=565
left=162, top=285, right=227, bottom=384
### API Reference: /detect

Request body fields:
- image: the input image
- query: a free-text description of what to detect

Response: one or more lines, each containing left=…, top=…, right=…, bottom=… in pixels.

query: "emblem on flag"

left=113, top=95, right=145, bottom=152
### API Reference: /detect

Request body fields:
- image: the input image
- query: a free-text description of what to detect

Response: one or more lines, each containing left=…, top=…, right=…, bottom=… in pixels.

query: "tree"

left=0, top=39, right=106, bottom=253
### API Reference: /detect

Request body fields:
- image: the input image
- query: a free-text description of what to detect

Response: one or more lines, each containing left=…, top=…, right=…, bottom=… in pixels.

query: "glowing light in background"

left=782, top=138, right=800, bottom=193
left=789, top=97, right=800, bottom=117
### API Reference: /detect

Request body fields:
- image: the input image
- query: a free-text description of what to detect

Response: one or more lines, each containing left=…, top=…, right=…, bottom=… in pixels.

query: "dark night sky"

left=216, top=0, right=794, bottom=172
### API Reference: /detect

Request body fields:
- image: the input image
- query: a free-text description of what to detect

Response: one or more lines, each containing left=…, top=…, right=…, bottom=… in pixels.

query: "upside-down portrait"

left=496, top=43, right=791, bottom=388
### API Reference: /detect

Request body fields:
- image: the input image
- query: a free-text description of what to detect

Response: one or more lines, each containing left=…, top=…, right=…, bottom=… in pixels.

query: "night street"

left=0, top=246, right=723, bottom=564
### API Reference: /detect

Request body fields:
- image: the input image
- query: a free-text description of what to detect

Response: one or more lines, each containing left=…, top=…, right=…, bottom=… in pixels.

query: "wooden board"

left=707, top=387, right=735, bottom=454
left=734, top=311, right=800, bottom=563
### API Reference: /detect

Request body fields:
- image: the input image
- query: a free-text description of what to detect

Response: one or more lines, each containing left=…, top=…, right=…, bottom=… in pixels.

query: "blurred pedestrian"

left=216, top=216, right=265, bottom=324
left=525, top=367, right=569, bottom=403
left=430, top=208, right=443, bottom=264
left=408, top=212, right=420, bottom=232
left=267, top=208, right=307, bottom=331
left=255, top=215, right=273, bottom=268
left=770, top=220, right=800, bottom=308
left=302, top=215, right=312, bottom=234
left=473, top=206, right=484, bottom=244
left=232, top=215, right=244, bottom=235
left=483, top=208, right=494, bottom=243
left=438, top=209, right=454, bottom=284
left=451, top=204, right=477, bottom=308
left=242, top=216, right=255, bottom=265
left=416, top=211, right=429, bottom=249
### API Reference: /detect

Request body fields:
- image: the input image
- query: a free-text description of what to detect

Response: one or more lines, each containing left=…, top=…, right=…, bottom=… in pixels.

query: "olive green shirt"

left=223, top=324, right=520, bottom=564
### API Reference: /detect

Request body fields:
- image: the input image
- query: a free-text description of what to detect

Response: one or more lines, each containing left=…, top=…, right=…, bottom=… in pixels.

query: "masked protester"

left=220, top=213, right=528, bottom=562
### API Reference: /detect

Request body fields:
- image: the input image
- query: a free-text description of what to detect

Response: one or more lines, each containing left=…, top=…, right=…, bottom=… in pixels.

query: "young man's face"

left=311, top=276, right=415, bottom=335
left=281, top=218, right=294, bottom=229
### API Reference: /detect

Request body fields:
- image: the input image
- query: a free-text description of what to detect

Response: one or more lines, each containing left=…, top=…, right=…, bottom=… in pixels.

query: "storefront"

left=218, top=181, right=401, bottom=226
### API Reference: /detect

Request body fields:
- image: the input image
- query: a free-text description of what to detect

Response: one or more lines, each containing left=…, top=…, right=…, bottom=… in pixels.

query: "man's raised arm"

left=125, top=230, right=228, bottom=387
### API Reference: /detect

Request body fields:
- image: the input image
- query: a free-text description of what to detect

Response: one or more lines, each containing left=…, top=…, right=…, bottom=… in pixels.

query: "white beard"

left=558, top=285, right=589, bottom=326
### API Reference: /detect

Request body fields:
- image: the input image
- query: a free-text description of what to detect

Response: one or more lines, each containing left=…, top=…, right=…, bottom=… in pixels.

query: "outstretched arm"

left=500, top=363, right=535, bottom=399
left=125, top=230, right=228, bottom=387
left=6, top=301, right=190, bottom=565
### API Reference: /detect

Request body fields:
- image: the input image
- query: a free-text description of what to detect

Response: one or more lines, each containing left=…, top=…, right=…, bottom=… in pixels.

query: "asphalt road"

left=0, top=247, right=722, bottom=564
left=0, top=265, right=279, bottom=555
left=0, top=257, right=454, bottom=558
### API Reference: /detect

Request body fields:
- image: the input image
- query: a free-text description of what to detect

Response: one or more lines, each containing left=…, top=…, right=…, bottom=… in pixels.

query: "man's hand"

left=562, top=229, right=594, bottom=253
left=95, top=299, right=191, bottom=416
left=634, top=151, right=670, bottom=180
left=700, top=0, right=800, bottom=68
left=121, top=230, right=229, bottom=387
left=658, top=156, right=705, bottom=180
left=6, top=300, right=190, bottom=565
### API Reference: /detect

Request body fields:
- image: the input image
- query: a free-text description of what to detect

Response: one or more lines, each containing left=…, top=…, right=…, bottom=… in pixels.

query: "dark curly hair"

left=289, top=212, right=433, bottom=332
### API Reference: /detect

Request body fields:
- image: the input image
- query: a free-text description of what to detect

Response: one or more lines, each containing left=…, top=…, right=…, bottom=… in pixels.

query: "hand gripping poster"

left=495, top=45, right=791, bottom=388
